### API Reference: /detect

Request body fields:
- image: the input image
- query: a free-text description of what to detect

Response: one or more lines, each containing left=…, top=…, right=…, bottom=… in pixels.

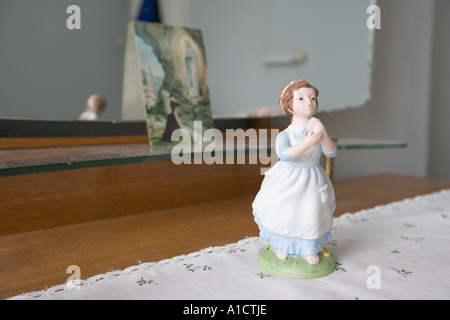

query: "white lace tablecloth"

left=10, top=190, right=450, bottom=300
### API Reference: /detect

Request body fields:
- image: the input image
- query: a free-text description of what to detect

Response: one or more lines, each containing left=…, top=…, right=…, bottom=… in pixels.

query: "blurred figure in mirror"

left=78, top=94, right=106, bottom=120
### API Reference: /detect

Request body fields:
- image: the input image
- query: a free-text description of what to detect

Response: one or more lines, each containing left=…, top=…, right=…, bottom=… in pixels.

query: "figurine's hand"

left=312, top=120, right=336, bottom=155
left=303, top=130, right=323, bottom=149
left=287, top=121, right=326, bottom=159
left=311, top=121, right=328, bottom=137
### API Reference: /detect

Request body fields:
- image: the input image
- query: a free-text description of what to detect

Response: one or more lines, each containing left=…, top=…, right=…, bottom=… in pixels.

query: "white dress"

left=252, top=117, right=337, bottom=256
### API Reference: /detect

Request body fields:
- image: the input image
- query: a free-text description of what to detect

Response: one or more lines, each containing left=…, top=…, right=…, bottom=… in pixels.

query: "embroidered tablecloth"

left=9, top=189, right=450, bottom=300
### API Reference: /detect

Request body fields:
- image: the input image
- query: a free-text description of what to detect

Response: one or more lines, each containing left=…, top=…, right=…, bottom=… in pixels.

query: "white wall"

left=428, top=0, right=450, bottom=179
left=318, top=0, right=436, bottom=180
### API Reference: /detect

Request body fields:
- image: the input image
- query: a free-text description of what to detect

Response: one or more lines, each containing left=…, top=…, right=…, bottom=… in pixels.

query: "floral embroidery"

left=390, top=250, right=401, bottom=254
left=183, top=264, right=212, bottom=272
left=403, top=223, right=415, bottom=228
left=335, top=262, right=346, bottom=272
left=401, top=236, right=425, bottom=243
left=426, top=204, right=450, bottom=220
left=229, top=247, right=247, bottom=253
left=327, top=240, right=338, bottom=247
left=429, top=205, right=445, bottom=212
left=345, top=216, right=368, bottom=223
left=137, top=277, right=158, bottom=286
left=389, top=267, right=412, bottom=277
left=256, top=272, right=274, bottom=279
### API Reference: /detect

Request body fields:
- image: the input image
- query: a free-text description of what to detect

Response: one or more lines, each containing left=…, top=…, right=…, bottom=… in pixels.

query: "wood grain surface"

left=1, top=168, right=449, bottom=299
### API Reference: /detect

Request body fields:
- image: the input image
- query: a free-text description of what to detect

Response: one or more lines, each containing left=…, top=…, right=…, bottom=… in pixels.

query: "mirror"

left=160, top=0, right=375, bottom=119
left=0, top=0, right=130, bottom=122
left=0, top=0, right=374, bottom=122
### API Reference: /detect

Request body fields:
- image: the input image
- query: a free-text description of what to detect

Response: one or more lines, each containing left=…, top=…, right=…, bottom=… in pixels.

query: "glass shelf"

left=334, top=138, right=407, bottom=150
left=0, top=137, right=407, bottom=177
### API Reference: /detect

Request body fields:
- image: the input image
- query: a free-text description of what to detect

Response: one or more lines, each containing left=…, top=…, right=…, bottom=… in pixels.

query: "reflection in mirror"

left=0, top=0, right=130, bottom=121
left=160, top=0, right=375, bottom=118
left=0, top=0, right=374, bottom=122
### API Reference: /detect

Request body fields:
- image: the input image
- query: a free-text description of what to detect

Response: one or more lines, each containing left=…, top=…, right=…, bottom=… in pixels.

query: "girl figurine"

left=253, top=80, right=338, bottom=278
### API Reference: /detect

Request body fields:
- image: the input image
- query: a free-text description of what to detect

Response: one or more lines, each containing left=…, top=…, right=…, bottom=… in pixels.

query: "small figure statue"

left=78, top=94, right=106, bottom=120
left=252, top=80, right=338, bottom=278
left=161, top=95, right=181, bottom=142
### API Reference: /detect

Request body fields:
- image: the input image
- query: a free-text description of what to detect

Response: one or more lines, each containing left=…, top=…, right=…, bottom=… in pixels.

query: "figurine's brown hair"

left=279, top=80, right=319, bottom=121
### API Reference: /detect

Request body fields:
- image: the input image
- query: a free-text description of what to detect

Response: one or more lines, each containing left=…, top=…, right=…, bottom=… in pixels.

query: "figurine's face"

left=291, top=87, right=318, bottom=119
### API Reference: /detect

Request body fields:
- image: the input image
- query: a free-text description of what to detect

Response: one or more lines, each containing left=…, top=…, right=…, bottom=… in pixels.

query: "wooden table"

left=1, top=157, right=449, bottom=299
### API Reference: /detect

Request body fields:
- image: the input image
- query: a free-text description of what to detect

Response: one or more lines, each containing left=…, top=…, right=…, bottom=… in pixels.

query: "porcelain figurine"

left=253, top=80, right=338, bottom=278
left=78, top=94, right=106, bottom=120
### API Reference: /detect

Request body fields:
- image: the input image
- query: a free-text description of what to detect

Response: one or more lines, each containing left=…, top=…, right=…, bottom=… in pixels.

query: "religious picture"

left=127, top=21, right=214, bottom=145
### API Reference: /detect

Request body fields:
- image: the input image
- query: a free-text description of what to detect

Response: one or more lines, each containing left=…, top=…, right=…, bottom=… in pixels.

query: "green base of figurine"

left=257, top=243, right=335, bottom=279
